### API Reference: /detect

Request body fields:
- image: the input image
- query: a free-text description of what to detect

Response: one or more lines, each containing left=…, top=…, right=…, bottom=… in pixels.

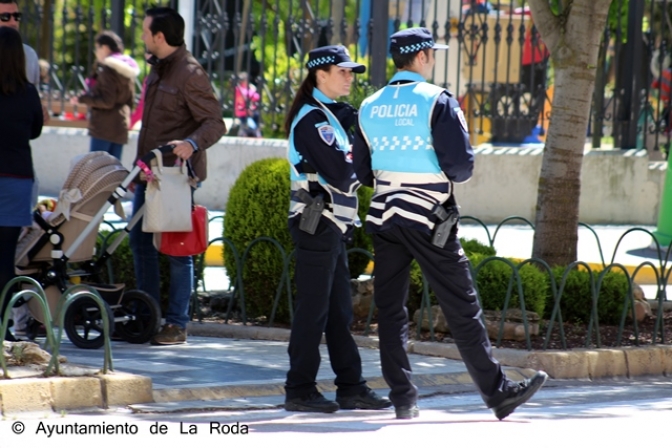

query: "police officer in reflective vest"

left=353, top=28, right=548, bottom=420
left=284, top=45, right=392, bottom=413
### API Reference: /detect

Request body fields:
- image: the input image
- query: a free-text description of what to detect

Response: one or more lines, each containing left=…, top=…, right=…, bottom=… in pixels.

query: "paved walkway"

left=51, top=331, right=535, bottom=414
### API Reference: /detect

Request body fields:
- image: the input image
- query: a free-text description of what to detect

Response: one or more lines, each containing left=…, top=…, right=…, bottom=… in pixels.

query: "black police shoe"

left=492, top=371, right=548, bottom=420
left=395, top=404, right=419, bottom=420
left=336, top=388, right=392, bottom=410
left=285, top=391, right=340, bottom=413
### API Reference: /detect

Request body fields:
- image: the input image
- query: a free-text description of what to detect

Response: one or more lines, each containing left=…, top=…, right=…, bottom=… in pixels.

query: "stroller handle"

left=138, top=144, right=176, bottom=165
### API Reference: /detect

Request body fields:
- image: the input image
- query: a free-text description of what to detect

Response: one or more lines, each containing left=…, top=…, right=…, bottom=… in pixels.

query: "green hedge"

left=223, top=158, right=293, bottom=322
left=547, top=266, right=631, bottom=325
left=408, top=238, right=497, bottom=315
left=223, top=158, right=373, bottom=323
left=470, top=254, right=548, bottom=318
left=350, top=186, right=374, bottom=278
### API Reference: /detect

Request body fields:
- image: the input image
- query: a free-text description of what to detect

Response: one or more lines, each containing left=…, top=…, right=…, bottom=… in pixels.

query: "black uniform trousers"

left=285, top=219, right=367, bottom=399
left=373, top=225, right=510, bottom=408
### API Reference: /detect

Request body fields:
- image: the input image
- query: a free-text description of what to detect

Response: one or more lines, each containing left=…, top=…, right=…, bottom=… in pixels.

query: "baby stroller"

left=14, top=148, right=172, bottom=349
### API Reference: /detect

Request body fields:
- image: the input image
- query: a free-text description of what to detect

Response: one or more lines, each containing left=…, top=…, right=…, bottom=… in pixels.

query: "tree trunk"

left=532, top=65, right=594, bottom=265
left=528, top=0, right=612, bottom=267
left=40, top=0, right=52, bottom=58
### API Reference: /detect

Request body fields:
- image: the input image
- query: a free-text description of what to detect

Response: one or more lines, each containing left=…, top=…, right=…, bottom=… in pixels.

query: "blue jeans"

left=129, top=183, right=193, bottom=329
left=90, top=137, right=123, bottom=160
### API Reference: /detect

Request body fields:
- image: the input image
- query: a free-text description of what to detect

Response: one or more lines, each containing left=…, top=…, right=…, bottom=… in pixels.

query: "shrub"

left=224, top=158, right=293, bottom=322
left=224, top=158, right=375, bottom=323
left=407, top=238, right=499, bottom=316
left=546, top=266, right=630, bottom=325
left=470, top=254, right=548, bottom=317
left=460, top=238, right=496, bottom=257
left=350, top=186, right=374, bottom=278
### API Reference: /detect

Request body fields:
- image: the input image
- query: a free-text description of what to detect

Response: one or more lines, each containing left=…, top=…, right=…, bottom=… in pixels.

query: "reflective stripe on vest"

left=359, top=75, right=451, bottom=232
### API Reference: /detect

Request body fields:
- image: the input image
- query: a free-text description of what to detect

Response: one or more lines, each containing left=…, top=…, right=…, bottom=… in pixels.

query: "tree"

left=529, top=0, right=614, bottom=266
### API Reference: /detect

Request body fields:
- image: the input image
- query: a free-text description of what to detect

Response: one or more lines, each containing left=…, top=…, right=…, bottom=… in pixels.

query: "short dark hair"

left=95, top=30, right=124, bottom=53
left=0, top=0, right=19, bottom=5
left=145, top=7, right=185, bottom=47
left=392, top=48, right=431, bottom=69
left=0, top=26, right=27, bottom=95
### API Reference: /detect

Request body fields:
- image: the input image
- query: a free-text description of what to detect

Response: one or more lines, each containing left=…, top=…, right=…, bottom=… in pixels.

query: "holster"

left=296, top=189, right=325, bottom=234
left=431, top=204, right=459, bottom=248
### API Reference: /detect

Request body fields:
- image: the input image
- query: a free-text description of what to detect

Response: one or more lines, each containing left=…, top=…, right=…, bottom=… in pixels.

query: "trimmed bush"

left=470, top=254, right=548, bottom=317
left=460, top=238, right=495, bottom=257
left=224, top=158, right=293, bottom=322
left=223, top=158, right=373, bottom=323
left=407, top=238, right=499, bottom=316
left=546, top=266, right=630, bottom=325
left=350, top=186, right=374, bottom=278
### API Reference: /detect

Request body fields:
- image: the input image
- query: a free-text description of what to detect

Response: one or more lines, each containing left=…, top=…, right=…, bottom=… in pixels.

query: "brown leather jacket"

left=78, top=54, right=139, bottom=145
left=136, top=45, right=226, bottom=181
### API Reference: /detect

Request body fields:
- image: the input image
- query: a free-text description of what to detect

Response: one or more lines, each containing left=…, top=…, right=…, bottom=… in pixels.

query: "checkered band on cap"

left=307, top=56, right=336, bottom=68
left=398, top=40, right=435, bottom=54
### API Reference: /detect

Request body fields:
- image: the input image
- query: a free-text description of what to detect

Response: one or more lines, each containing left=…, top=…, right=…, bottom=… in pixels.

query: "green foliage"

left=46, top=0, right=147, bottom=93
left=547, top=266, right=630, bottom=325
left=223, top=158, right=374, bottom=322
left=407, top=238, right=499, bottom=316
left=460, top=238, right=495, bottom=258
left=349, top=186, right=374, bottom=278
left=252, top=29, right=305, bottom=138
left=470, top=254, right=548, bottom=318
left=607, top=0, right=630, bottom=40
left=224, top=158, right=294, bottom=322
left=348, top=80, right=379, bottom=109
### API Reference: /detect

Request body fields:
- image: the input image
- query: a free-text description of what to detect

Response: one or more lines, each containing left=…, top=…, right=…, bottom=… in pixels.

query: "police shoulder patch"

left=317, top=125, right=336, bottom=146
left=454, top=107, right=468, bottom=133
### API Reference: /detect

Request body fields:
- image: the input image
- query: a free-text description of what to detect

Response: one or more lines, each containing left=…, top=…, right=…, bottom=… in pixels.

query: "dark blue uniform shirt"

left=292, top=101, right=359, bottom=194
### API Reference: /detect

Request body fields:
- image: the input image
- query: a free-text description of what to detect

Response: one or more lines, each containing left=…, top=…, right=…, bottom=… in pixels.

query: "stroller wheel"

left=64, top=297, right=115, bottom=349
left=115, top=290, right=161, bottom=344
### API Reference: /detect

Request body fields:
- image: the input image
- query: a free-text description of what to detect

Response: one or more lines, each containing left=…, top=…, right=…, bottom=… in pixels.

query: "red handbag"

left=153, top=205, right=209, bottom=256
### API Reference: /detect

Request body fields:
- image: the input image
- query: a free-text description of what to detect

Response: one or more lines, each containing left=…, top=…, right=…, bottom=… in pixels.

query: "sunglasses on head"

left=0, top=12, right=22, bottom=22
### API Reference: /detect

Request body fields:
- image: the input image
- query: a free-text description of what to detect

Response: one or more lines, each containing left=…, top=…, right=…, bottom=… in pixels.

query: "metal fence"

left=16, top=0, right=672, bottom=147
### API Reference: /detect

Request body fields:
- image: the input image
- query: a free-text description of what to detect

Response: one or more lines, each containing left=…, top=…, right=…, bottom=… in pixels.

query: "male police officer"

left=353, top=27, right=547, bottom=420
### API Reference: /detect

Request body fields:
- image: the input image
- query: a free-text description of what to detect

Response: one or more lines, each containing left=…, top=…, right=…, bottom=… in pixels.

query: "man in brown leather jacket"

left=131, top=6, right=226, bottom=345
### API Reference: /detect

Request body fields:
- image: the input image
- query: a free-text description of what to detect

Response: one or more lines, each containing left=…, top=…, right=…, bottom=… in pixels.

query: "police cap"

left=389, top=27, right=449, bottom=55
left=306, top=45, right=366, bottom=73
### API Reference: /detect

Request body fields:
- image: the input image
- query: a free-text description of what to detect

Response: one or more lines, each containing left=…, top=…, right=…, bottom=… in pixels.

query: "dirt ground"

left=351, top=311, right=672, bottom=350
left=198, top=292, right=672, bottom=350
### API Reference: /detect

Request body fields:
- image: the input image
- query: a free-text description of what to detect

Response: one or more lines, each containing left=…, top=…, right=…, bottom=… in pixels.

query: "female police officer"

left=283, top=45, right=391, bottom=413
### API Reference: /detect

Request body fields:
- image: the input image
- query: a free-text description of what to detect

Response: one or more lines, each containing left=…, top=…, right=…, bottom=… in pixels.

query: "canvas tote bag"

left=142, top=148, right=193, bottom=233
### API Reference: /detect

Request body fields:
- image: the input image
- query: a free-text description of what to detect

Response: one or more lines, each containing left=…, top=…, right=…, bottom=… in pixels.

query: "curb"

left=188, top=322, right=672, bottom=380
left=0, top=371, right=152, bottom=415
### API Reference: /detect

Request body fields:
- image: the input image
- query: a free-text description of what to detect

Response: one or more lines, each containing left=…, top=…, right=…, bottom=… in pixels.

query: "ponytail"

left=284, top=69, right=318, bottom=137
